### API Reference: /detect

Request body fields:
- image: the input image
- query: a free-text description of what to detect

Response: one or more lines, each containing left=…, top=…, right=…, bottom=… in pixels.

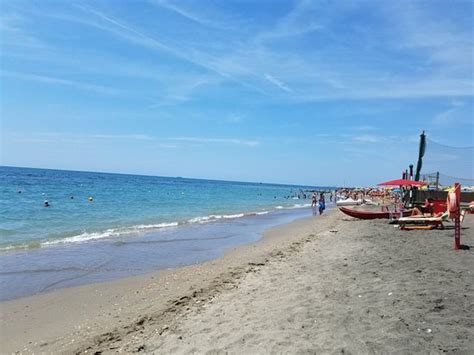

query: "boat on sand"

left=339, top=206, right=413, bottom=220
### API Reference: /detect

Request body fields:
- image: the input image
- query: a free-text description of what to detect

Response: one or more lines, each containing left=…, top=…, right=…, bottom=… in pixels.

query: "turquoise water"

left=1, top=166, right=320, bottom=250
left=0, top=166, right=331, bottom=300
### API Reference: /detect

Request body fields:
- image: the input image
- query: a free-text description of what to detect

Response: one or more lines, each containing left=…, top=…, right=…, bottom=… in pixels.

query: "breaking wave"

left=2, top=203, right=312, bottom=251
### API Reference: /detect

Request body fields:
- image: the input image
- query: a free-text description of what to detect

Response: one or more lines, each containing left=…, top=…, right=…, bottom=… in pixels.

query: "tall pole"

left=454, top=183, right=461, bottom=250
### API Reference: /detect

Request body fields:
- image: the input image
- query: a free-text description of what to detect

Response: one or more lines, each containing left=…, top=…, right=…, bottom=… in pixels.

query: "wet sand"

left=1, top=210, right=473, bottom=354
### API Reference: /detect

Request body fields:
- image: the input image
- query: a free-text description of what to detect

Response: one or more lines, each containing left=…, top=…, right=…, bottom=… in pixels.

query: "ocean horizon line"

left=1, top=164, right=337, bottom=189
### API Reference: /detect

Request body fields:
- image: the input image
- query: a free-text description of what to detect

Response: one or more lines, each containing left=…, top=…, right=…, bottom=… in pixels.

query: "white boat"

left=362, top=198, right=378, bottom=206
left=336, top=198, right=363, bottom=206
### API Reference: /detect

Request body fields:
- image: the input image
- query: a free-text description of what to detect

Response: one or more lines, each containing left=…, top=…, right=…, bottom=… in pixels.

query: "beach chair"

left=397, top=212, right=449, bottom=230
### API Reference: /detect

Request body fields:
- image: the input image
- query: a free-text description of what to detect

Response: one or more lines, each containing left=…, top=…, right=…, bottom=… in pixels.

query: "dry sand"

left=1, top=210, right=473, bottom=354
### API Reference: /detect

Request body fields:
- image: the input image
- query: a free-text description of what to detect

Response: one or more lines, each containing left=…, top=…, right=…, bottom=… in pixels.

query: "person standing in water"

left=318, top=193, right=325, bottom=215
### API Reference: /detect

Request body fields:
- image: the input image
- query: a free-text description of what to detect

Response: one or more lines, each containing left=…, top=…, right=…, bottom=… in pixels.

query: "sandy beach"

left=1, top=209, right=473, bottom=354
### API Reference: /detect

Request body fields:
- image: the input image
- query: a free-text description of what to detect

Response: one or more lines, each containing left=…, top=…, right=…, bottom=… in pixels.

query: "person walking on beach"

left=318, top=193, right=325, bottom=215
left=311, top=192, right=317, bottom=207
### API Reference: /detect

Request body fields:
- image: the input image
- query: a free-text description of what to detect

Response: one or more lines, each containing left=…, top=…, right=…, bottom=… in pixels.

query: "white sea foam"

left=223, top=213, right=245, bottom=219
left=43, top=230, right=120, bottom=245
left=42, top=222, right=180, bottom=246
left=275, top=203, right=311, bottom=210
left=187, top=215, right=215, bottom=224
left=8, top=204, right=312, bottom=250
left=187, top=212, right=247, bottom=224
left=135, top=222, right=179, bottom=230
left=291, top=203, right=312, bottom=208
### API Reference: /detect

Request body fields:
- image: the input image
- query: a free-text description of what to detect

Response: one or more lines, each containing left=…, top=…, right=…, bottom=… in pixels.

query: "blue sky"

left=1, top=0, right=473, bottom=186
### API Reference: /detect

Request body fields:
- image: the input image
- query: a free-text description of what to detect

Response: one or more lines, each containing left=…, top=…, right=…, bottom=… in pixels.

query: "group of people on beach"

left=312, top=193, right=326, bottom=215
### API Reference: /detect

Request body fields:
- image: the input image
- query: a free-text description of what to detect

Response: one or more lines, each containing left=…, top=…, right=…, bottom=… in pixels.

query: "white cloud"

left=264, top=74, right=293, bottom=92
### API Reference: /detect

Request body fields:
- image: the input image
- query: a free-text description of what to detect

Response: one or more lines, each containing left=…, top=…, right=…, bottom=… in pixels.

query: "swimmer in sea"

left=318, top=193, right=325, bottom=215
left=44, top=200, right=50, bottom=207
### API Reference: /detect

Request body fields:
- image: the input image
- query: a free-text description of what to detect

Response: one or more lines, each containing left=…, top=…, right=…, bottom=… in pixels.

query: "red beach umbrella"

left=377, top=179, right=426, bottom=187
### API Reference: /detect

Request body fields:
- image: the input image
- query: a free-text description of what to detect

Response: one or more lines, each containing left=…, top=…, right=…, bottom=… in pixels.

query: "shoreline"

left=1, top=210, right=473, bottom=353
left=0, top=202, right=313, bottom=252
left=0, top=209, right=338, bottom=353
left=0, top=205, right=317, bottom=301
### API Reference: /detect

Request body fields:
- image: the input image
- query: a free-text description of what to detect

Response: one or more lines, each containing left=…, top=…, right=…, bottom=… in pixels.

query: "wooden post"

left=454, top=182, right=461, bottom=250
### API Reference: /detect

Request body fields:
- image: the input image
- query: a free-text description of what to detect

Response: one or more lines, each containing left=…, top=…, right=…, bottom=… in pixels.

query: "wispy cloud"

left=433, top=107, right=458, bottom=126
left=90, top=134, right=154, bottom=140
left=2, top=0, right=473, bottom=105
left=352, top=135, right=382, bottom=143
left=385, top=1, right=473, bottom=71
left=354, top=125, right=378, bottom=131
left=9, top=132, right=87, bottom=144
left=0, top=70, right=122, bottom=95
left=64, top=4, right=268, bottom=96
left=150, top=0, right=231, bottom=30
left=169, top=137, right=260, bottom=147
left=0, top=13, right=50, bottom=49
left=255, top=0, right=323, bottom=43
left=226, top=114, right=244, bottom=124
left=8, top=132, right=260, bottom=148
left=8, top=132, right=154, bottom=144
left=432, top=100, right=471, bottom=126
left=147, top=76, right=218, bottom=107
left=264, top=74, right=293, bottom=93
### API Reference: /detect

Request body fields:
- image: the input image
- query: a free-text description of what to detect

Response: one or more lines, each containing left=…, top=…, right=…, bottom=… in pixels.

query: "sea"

left=0, top=166, right=332, bottom=301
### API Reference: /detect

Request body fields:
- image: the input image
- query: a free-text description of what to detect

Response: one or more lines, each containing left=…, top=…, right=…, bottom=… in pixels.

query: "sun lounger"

left=397, top=212, right=448, bottom=230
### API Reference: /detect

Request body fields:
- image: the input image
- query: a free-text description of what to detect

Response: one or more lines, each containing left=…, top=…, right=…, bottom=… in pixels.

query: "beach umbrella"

left=414, top=131, right=426, bottom=181
left=378, top=179, right=427, bottom=187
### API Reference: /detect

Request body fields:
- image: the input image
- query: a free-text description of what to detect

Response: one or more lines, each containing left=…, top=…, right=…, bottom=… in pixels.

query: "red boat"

left=339, top=206, right=413, bottom=220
